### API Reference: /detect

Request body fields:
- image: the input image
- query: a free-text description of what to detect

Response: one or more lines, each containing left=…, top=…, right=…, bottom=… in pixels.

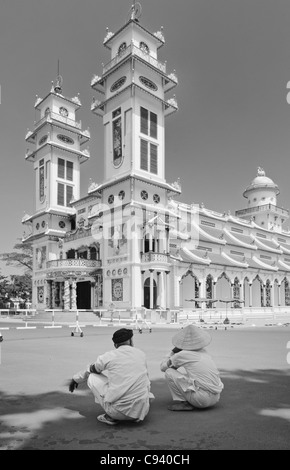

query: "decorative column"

left=51, top=281, right=56, bottom=309
left=270, top=283, right=274, bottom=308
left=64, top=281, right=70, bottom=311
left=141, top=271, right=145, bottom=307
left=239, top=283, right=244, bottom=309
left=90, top=281, right=95, bottom=309
left=161, top=271, right=167, bottom=309
left=60, top=282, right=64, bottom=309
left=165, top=271, right=170, bottom=309
left=278, top=284, right=281, bottom=307
left=157, top=272, right=161, bottom=307
left=261, top=284, right=266, bottom=307
left=71, top=281, right=77, bottom=310
left=165, top=227, right=170, bottom=254
left=47, top=281, right=52, bottom=309
left=149, top=269, right=154, bottom=309
left=213, top=281, right=217, bottom=308
left=149, top=233, right=153, bottom=252
left=249, top=283, right=253, bottom=308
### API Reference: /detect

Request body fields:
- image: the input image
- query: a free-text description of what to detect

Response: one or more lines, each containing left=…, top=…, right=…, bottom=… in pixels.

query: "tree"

left=9, top=274, right=32, bottom=301
left=0, top=240, right=33, bottom=304
left=0, top=240, right=33, bottom=272
left=0, top=274, right=10, bottom=301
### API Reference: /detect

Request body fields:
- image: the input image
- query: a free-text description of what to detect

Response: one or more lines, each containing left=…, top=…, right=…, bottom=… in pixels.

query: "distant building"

left=23, top=4, right=290, bottom=316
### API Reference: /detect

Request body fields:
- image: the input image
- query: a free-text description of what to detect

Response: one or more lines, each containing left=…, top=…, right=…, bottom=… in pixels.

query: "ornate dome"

left=243, top=167, right=279, bottom=198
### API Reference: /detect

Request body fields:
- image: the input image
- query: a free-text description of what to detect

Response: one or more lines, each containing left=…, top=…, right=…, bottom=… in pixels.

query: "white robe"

left=73, top=345, right=153, bottom=421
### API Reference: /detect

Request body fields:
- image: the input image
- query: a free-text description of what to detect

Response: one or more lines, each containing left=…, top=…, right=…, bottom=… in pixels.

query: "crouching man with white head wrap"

left=69, top=328, right=154, bottom=425
left=160, top=325, right=224, bottom=411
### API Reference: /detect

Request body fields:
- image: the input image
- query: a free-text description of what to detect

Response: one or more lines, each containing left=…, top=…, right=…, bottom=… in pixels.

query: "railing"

left=235, top=204, right=289, bottom=218
left=34, top=112, right=82, bottom=130
left=0, top=309, right=36, bottom=318
left=46, top=259, right=102, bottom=269
left=64, top=227, right=92, bottom=242
left=141, top=252, right=169, bottom=263
left=103, top=44, right=167, bottom=75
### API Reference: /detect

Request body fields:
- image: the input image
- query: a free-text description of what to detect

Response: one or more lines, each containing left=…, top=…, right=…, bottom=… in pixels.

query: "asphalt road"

left=0, top=324, right=289, bottom=451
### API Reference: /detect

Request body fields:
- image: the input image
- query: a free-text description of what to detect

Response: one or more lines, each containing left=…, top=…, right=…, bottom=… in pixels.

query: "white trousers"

left=87, top=373, right=137, bottom=421
left=165, top=368, right=221, bottom=409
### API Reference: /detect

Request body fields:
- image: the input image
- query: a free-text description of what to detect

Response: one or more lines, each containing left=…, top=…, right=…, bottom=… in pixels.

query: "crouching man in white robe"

left=160, top=325, right=224, bottom=411
left=69, top=328, right=154, bottom=425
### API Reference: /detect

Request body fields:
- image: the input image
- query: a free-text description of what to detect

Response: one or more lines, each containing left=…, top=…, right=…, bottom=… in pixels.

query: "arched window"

left=283, top=277, right=290, bottom=306
left=118, top=42, right=127, bottom=55
left=90, top=247, right=97, bottom=260
left=140, top=41, right=150, bottom=54
left=67, top=249, right=75, bottom=259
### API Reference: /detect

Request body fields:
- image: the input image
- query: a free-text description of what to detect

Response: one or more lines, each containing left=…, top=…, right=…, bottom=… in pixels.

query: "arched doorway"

left=216, top=272, right=231, bottom=308
left=252, top=275, right=263, bottom=307
left=77, top=281, right=91, bottom=309
left=144, top=277, right=157, bottom=309
left=180, top=270, right=200, bottom=308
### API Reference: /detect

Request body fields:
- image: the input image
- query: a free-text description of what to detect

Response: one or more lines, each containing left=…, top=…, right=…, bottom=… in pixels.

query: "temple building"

left=22, top=4, right=290, bottom=317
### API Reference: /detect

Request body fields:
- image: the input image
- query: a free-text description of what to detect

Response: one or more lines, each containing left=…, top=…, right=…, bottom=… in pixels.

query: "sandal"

left=168, top=401, right=194, bottom=411
left=97, top=414, right=118, bottom=425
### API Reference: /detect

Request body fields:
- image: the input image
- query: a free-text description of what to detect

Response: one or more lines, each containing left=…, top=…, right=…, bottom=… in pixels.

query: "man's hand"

left=69, top=379, right=78, bottom=393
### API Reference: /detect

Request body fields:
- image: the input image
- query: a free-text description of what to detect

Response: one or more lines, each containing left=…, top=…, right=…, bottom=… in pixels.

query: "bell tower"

left=22, top=75, right=90, bottom=309
left=89, top=3, right=181, bottom=310
left=91, top=2, right=178, bottom=186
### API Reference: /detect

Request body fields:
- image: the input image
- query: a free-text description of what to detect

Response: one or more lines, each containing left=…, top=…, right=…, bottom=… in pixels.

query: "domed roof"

left=243, top=167, right=279, bottom=198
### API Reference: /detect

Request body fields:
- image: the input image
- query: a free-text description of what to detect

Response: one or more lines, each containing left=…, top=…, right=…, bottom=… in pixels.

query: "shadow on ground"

left=0, top=368, right=290, bottom=450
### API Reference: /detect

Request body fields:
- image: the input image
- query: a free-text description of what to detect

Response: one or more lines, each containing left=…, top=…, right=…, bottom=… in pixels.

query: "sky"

left=1, top=0, right=290, bottom=276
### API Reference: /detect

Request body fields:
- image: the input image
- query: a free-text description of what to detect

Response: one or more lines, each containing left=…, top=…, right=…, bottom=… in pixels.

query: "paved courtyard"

left=0, top=322, right=289, bottom=450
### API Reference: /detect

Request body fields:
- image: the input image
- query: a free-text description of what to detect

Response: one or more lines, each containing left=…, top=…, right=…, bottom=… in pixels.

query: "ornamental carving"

left=257, top=167, right=265, bottom=177
left=154, top=29, right=165, bottom=42
left=104, top=28, right=114, bottom=43
left=88, top=180, right=99, bottom=192
left=171, top=178, right=181, bottom=192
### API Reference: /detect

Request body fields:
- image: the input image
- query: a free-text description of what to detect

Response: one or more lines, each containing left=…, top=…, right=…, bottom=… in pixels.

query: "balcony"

left=235, top=204, right=289, bottom=218
left=32, top=112, right=82, bottom=133
left=25, top=149, right=36, bottom=162
left=164, top=96, right=178, bottom=116
left=141, top=252, right=170, bottom=264
left=25, top=145, right=90, bottom=163
left=91, top=75, right=105, bottom=94
left=102, top=44, right=167, bottom=75
left=79, top=129, right=91, bottom=144
left=91, top=98, right=105, bottom=117
left=47, top=259, right=102, bottom=269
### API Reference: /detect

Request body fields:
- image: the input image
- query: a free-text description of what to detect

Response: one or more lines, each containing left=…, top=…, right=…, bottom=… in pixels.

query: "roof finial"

left=54, top=59, right=63, bottom=94
left=257, top=166, right=265, bottom=177
left=129, top=1, right=142, bottom=22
